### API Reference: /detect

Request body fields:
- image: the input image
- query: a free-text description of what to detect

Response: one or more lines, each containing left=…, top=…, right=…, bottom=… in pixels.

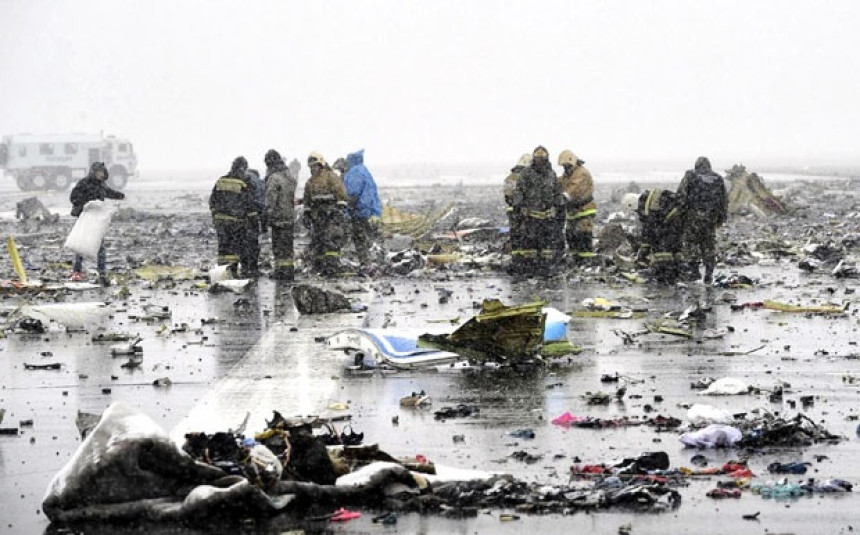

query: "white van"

left=0, top=133, right=138, bottom=191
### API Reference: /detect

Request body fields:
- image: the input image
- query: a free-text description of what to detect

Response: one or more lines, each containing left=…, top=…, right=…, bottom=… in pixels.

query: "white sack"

left=700, top=377, right=750, bottom=396
left=64, top=200, right=116, bottom=259
left=687, top=403, right=735, bottom=425
left=208, top=265, right=231, bottom=283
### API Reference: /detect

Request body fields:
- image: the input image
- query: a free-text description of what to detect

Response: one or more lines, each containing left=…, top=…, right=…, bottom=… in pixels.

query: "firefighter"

left=343, top=149, right=381, bottom=266
left=503, top=153, right=532, bottom=273
left=677, top=156, right=728, bottom=284
left=244, top=168, right=265, bottom=278
left=209, top=156, right=259, bottom=277
left=558, top=150, right=596, bottom=265
left=302, top=152, right=348, bottom=276
left=512, top=146, right=564, bottom=277
left=632, top=188, right=684, bottom=284
left=263, top=149, right=297, bottom=281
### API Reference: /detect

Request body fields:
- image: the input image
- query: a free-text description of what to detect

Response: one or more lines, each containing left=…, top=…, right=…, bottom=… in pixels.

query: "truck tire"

left=51, top=172, right=72, bottom=191
left=30, top=174, right=48, bottom=190
left=15, top=174, right=33, bottom=191
left=108, top=168, right=128, bottom=190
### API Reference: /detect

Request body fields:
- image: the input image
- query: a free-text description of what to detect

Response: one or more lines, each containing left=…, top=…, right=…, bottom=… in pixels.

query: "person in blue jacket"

left=343, top=149, right=381, bottom=265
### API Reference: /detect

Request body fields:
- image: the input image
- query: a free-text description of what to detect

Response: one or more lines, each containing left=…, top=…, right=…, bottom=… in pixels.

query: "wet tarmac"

left=1, top=177, right=859, bottom=534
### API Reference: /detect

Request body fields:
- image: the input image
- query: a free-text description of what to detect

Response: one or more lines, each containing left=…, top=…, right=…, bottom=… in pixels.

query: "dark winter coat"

left=264, top=162, right=297, bottom=227
left=70, top=176, right=125, bottom=217
left=677, top=157, right=728, bottom=226
left=512, top=162, right=562, bottom=216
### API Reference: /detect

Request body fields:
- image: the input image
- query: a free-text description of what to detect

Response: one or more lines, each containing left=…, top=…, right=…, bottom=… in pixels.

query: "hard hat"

left=516, top=153, right=532, bottom=168
left=558, top=150, right=578, bottom=166
left=532, top=146, right=549, bottom=159
left=308, top=151, right=327, bottom=167
left=621, top=192, right=640, bottom=213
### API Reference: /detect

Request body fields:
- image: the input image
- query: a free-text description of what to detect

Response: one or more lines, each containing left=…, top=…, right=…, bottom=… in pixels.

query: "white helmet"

left=516, top=153, right=532, bottom=168
left=621, top=193, right=640, bottom=213
left=558, top=149, right=578, bottom=166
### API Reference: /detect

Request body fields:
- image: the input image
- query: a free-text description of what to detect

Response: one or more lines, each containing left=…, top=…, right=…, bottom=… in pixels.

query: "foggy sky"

left=1, top=0, right=859, bottom=172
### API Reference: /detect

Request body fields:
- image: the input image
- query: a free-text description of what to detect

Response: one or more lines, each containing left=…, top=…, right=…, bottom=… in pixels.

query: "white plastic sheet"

left=64, top=200, right=116, bottom=259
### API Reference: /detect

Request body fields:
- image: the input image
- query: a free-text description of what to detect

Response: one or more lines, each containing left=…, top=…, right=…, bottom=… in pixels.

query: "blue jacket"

left=344, top=149, right=381, bottom=219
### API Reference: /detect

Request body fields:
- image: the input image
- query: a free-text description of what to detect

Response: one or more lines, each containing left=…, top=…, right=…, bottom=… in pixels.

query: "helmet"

left=308, top=151, right=327, bottom=167
left=516, top=153, right=532, bottom=168
left=532, top=146, right=549, bottom=160
left=621, top=192, right=640, bottom=213
left=558, top=150, right=578, bottom=166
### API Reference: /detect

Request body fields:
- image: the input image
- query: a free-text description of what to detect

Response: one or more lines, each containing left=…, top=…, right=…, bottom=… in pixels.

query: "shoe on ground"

left=69, top=271, right=86, bottom=282
left=98, top=274, right=111, bottom=287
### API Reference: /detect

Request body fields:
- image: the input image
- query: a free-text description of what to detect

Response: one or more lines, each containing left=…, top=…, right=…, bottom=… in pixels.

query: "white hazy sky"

left=1, top=0, right=859, bottom=172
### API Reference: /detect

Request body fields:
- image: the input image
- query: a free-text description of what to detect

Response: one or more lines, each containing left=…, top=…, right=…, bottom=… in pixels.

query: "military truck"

left=0, top=133, right=138, bottom=191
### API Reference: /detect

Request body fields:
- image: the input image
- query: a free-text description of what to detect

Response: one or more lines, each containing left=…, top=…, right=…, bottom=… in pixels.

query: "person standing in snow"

left=209, top=156, right=259, bottom=278
left=676, top=156, right=728, bottom=284
left=512, top=146, right=564, bottom=277
left=69, top=161, right=125, bottom=286
left=343, top=149, right=382, bottom=266
left=303, top=152, right=348, bottom=276
left=263, top=149, right=298, bottom=281
left=558, top=150, right=597, bottom=265
left=503, top=153, right=531, bottom=274
left=243, top=168, right=265, bottom=278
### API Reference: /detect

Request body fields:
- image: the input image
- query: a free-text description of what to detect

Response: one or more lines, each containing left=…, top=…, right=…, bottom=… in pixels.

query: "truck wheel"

left=52, top=173, right=72, bottom=190
left=30, top=174, right=48, bottom=190
left=108, top=170, right=128, bottom=190
left=15, top=174, right=33, bottom=191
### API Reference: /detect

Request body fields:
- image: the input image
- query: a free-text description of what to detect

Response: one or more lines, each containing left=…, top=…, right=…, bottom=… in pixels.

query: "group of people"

left=67, top=149, right=723, bottom=287
left=208, top=149, right=381, bottom=281
left=503, top=148, right=727, bottom=284
left=629, top=156, right=728, bottom=284
left=504, top=146, right=596, bottom=277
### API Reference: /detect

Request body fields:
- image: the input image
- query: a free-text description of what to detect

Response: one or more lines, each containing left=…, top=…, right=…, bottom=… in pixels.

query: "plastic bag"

left=64, top=200, right=116, bottom=259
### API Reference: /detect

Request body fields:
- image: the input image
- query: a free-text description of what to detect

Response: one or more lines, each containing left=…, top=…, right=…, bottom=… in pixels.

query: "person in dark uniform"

left=263, top=149, right=297, bottom=281
left=677, top=156, right=728, bottom=284
left=209, top=156, right=259, bottom=277
left=503, top=153, right=531, bottom=274
left=512, top=146, right=564, bottom=277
